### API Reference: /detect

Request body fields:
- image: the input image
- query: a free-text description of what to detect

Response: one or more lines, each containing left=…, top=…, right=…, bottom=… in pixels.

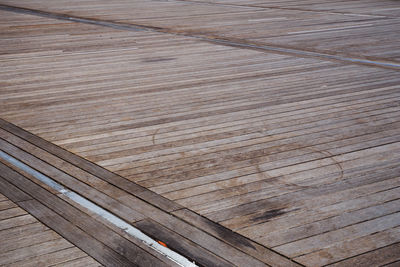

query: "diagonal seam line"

left=0, top=118, right=300, bottom=265
left=0, top=150, right=197, bottom=267
left=0, top=4, right=399, bottom=70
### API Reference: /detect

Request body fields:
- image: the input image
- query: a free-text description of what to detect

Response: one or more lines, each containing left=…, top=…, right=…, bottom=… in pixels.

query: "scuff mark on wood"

left=255, top=164, right=310, bottom=189
left=152, top=128, right=159, bottom=145
left=306, top=145, right=344, bottom=182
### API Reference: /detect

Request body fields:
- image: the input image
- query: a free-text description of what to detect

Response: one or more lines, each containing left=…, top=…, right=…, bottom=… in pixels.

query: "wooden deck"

left=0, top=0, right=399, bottom=266
left=0, top=193, right=100, bottom=266
left=1, top=0, right=400, bottom=65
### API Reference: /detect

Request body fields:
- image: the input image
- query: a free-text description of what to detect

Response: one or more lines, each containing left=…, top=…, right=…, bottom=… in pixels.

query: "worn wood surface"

left=0, top=1, right=399, bottom=266
left=0, top=162, right=177, bottom=266
left=0, top=193, right=101, bottom=267
left=0, top=120, right=280, bottom=266
left=0, top=0, right=399, bottom=65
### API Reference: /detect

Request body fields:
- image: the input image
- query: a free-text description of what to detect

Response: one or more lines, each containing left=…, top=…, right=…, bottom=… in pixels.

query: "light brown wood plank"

left=0, top=196, right=99, bottom=267
left=0, top=230, right=61, bottom=254
left=327, top=242, right=400, bottom=267
left=0, top=214, right=37, bottom=231
left=0, top=165, right=173, bottom=267
left=1, top=0, right=399, bottom=64
left=0, top=238, right=74, bottom=265
left=0, top=120, right=288, bottom=266
left=295, top=226, right=400, bottom=266
left=0, top=200, right=17, bottom=211
left=7, top=247, right=93, bottom=267
left=0, top=3, right=399, bottom=265
left=0, top=207, right=27, bottom=220
left=55, top=256, right=103, bottom=267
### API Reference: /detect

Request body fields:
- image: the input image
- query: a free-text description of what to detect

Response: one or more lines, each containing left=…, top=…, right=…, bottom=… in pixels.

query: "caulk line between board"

left=0, top=3, right=399, bottom=70
left=0, top=4, right=157, bottom=32
left=197, top=38, right=400, bottom=69
left=0, top=150, right=197, bottom=267
left=174, top=0, right=392, bottom=19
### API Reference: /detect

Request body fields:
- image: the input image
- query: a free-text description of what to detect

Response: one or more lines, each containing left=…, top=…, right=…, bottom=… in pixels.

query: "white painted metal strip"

left=0, top=150, right=197, bottom=267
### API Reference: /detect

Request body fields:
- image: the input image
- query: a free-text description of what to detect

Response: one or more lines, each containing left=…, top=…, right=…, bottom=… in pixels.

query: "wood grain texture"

left=0, top=1, right=399, bottom=266
left=0, top=194, right=100, bottom=267
left=0, top=163, right=176, bottom=267
left=0, top=0, right=399, bottom=65
left=0, top=125, right=278, bottom=266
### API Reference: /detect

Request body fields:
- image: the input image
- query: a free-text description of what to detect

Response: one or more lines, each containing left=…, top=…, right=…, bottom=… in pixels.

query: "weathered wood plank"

left=275, top=212, right=400, bottom=257
left=327, top=242, right=400, bottom=267
left=0, top=238, right=73, bottom=265
left=0, top=121, right=283, bottom=266
left=172, top=208, right=300, bottom=267
left=213, top=164, right=400, bottom=226
left=0, top=207, right=27, bottom=220
left=1, top=0, right=399, bottom=64
left=0, top=171, right=32, bottom=203
left=0, top=138, right=145, bottom=222
left=0, top=200, right=16, bottom=211
left=255, top=189, right=400, bottom=246
left=295, top=226, right=400, bottom=266
left=7, top=247, right=93, bottom=267
left=0, top=230, right=60, bottom=254
left=0, top=164, right=172, bottom=267
left=0, top=193, right=101, bottom=267
left=0, top=214, right=37, bottom=231
left=0, top=119, right=182, bottom=212
left=56, top=256, right=103, bottom=267
left=16, top=199, right=144, bottom=267
left=134, top=219, right=234, bottom=267
left=0, top=222, right=47, bottom=242
left=0, top=3, right=399, bottom=265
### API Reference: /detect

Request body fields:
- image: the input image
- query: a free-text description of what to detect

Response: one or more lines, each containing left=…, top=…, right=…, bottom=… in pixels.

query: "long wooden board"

left=0, top=193, right=101, bottom=267
left=0, top=0, right=399, bottom=65
left=0, top=3, right=399, bottom=266
left=0, top=119, right=296, bottom=266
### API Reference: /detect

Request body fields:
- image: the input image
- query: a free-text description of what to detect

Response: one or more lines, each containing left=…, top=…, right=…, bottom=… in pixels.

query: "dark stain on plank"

left=251, top=208, right=287, bottom=223
left=142, top=57, right=176, bottom=63
left=210, top=219, right=257, bottom=250
left=173, top=209, right=256, bottom=250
